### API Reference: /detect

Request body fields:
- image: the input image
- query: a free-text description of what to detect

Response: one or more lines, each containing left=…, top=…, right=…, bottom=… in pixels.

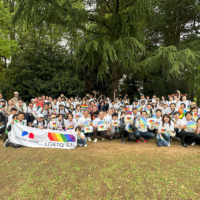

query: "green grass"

left=0, top=138, right=200, bottom=200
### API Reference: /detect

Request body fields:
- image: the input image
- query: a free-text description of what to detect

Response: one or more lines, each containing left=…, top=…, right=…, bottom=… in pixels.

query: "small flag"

left=98, top=121, right=105, bottom=125
left=68, top=125, right=74, bottom=130
left=90, top=121, right=93, bottom=126
left=136, top=105, right=142, bottom=110
left=114, top=89, right=117, bottom=92
left=128, top=124, right=132, bottom=132
left=81, top=105, right=87, bottom=109
left=152, top=115, right=157, bottom=119
left=126, top=111, right=132, bottom=115
left=187, top=122, right=196, bottom=128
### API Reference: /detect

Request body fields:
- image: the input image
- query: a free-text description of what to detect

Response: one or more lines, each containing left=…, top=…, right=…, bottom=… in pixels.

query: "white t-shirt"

left=135, top=118, right=151, bottom=132
left=180, top=118, right=196, bottom=132
left=64, top=119, right=77, bottom=130
left=33, top=119, right=47, bottom=128
left=158, top=122, right=174, bottom=132
left=72, top=110, right=83, bottom=121
left=37, top=108, right=52, bottom=116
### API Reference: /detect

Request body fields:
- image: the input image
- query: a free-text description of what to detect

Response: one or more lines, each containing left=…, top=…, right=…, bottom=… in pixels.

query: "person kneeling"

left=4, top=112, right=26, bottom=148
left=156, top=114, right=174, bottom=147
left=76, top=126, right=87, bottom=147
left=135, top=111, right=154, bottom=143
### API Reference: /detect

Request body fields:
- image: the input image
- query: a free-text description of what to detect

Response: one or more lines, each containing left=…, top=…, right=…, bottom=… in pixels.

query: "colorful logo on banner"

left=155, top=122, right=160, bottom=127
left=22, top=131, right=35, bottom=139
left=48, top=132, right=75, bottom=142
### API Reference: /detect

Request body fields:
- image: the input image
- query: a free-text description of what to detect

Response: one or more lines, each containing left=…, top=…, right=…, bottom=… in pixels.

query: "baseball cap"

left=14, top=91, right=19, bottom=95
left=38, top=114, right=44, bottom=118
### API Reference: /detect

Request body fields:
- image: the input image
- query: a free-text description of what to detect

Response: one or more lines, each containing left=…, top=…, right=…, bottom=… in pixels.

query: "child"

left=75, top=126, right=87, bottom=147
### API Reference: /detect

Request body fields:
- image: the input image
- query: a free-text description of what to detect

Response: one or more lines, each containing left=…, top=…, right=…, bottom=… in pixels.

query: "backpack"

left=36, top=119, right=45, bottom=127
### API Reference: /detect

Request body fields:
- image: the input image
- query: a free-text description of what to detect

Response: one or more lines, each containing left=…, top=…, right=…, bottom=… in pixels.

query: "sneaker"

left=143, top=139, right=148, bottom=143
left=121, top=140, right=125, bottom=144
left=4, top=139, right=10, bottom=148
left=84, top=144, right=87, bottom=147
left=182, top=143, right=188, bottom=148
left=136, top=140, right=140, bottom=143
left=87, top=137, right=92, bottom=142
left=102, top=137, right=105, bottom=141
left=191, top=142, right=196, bottom=146
left=94, top=138, right=98, bottom=143
left=167, top=143, right=170, bottom=147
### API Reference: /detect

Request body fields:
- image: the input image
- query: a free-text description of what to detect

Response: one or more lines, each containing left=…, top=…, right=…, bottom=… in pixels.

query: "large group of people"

left=0, top=90, right=200, bottom=148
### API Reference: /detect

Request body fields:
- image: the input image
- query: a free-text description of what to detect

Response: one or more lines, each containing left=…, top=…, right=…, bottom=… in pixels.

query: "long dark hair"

left=162, top=114, right=171, bottom=126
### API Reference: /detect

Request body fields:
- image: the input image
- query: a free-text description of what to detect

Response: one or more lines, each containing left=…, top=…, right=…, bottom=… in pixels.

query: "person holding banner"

left=135, top=111, right=154, bottom=143
left=93, top=111, right=111, bottom=142
left=33, top=114, right=47, bottom=129
left=75, top=126, right=87, bottom=147
left=4, top=112, right=26, bottom=148
left=156, top=115, right=174, bottom=147
left=179, top=112, right=200, bottom=147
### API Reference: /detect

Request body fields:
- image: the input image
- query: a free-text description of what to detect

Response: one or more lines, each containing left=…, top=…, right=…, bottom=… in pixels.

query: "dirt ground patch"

left=0, top=135, right=200, bottom=200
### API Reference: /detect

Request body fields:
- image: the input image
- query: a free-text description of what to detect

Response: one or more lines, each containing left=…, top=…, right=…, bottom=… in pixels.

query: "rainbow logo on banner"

left=48, top=132, right=75, bottom=142
left=193, top=113, right=200, bottom=119
left=187, top=122, right=196, bottom=128
left=81, top=105, right=87, bottom=109
left=140, top=117, right=147, bottom=128
left=98, top=121, right=105, bottom=125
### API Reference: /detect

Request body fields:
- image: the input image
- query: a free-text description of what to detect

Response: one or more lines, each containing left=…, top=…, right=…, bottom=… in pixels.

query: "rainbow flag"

left=125, top=94, right=128, bottom=96
left=68, top=125, right=74, bottom=130
left=187, top=122, right=196, bottom=128
left=48, top=132, right=75, bottom=142
left=146, top=109, right=150, bottom=114
left=160, top=134, right=164, bottom=140
left=70, top=106, right=73, bottom=109
left=136, top=105, right=142, bottom=110
left=140, top=117, right=147, bottom=128
left=98, top=121, right=105, bottom=125
left=152, top=115, right=157, bottom=119
left=81, top=105, right=87, bottom=109
left=128, top=124, right=131, bottom=132
left=87, top=107, right=92, bottom=111
left=193, top=113, right=200, bottom=119
left=90, top=121, right=93, bottom=126
left=125, top=108, right=130, bottom=111
left=126, top=111, right=132, bottom=115
left=62, top=114, right=67, bottom=119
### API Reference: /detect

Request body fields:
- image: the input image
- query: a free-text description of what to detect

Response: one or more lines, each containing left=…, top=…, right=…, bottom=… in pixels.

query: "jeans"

left=156, top=133, right=170, bottom=147
left=77, top=138, right=87, bottom=146
left=135, top=131, right=154, bottom=140
left=121, top=130, right=135, bottom=141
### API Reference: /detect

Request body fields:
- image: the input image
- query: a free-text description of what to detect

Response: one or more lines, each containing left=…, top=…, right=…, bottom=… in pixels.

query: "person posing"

left=4, top=112, right=26, bottom=148
left=172, top=111, right=182, bottom=141
left=32, top=114, right=47, bottom=129
left=16, top=98, right=27, bottom=112
left=4, top=100, right=18, bottom=126
left=76, top=126, right=87, bottom=147
left=93, top=111, right=111, bottom=143
left=11, top=91, right=20, bottom=106
left=64, top=113, right=77, bottom=131
left=24, top=103, right=37, bottom=124
left=37, top=103, right=52, bottom=122
left=156, top=114, right=174, bottom=147
left=47, top=115, right=62, bottom=131
left=72, top=105, right=82, bottom=121
left=108, top=113, right=121, bottom=140
left=135, top=111, right=154, bottom=143
left=52, top=99, right=59, bottom=114
left=166, top=103, right=177, bottom=119
left=57, top=103, right=68, bottom=119
left=78, top=110, right=93, bottom=141
left=179, top=112, right=200, bottom=147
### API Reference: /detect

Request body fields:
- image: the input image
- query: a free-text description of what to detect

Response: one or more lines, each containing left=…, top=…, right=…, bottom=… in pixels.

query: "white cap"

left=38, top=114, right=44, bottom=118
left=59, top=103, right=65, bottom=106
left=14, top=91, right=19, bottom=95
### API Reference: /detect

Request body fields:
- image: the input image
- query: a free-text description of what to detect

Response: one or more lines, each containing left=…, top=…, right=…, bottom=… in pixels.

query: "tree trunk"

left=110, top=61, right=122, bottom=100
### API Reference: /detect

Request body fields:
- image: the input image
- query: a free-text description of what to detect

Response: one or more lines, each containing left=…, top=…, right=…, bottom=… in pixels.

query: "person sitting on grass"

left=4, top=112, right=26, bottom=148
left=76, top=126, right=87, bottom=147
left=108, top=113, right=121, bottom=140
left=156, top=114, right=174, bottom=147
left=179, top=112, right=200, bottom=148
left=135, top=111, right=154, bottom=143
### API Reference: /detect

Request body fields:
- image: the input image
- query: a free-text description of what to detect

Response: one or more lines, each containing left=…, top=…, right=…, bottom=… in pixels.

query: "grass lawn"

left=0, top=136, right=200, bottom=200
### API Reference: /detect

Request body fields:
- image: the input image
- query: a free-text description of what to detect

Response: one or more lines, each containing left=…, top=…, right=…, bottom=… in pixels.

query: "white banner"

left=10, top=122, right=77, bottom=149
